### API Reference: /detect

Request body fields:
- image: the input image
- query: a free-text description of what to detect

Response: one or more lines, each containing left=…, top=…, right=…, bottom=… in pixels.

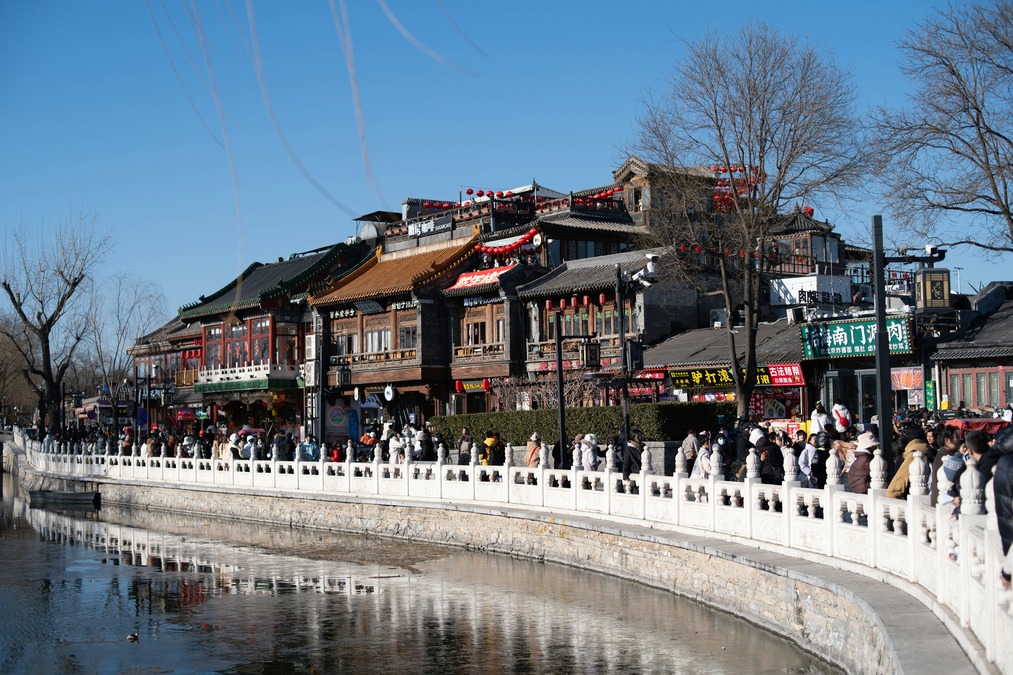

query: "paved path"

left=536, top=508, right=987, bottom=674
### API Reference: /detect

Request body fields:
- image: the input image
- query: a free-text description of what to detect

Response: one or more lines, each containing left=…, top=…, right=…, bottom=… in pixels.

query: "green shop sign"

left=800, top=316, right=913, bottom=360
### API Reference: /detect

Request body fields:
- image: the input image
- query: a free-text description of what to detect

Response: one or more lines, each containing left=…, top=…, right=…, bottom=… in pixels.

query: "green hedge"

left=428, top=401, right=736, bottom=447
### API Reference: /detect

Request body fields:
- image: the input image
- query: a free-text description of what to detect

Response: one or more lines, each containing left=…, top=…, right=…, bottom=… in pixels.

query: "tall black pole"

left=872, top=215, right=894, bottom=460
left=554, top=309, right=566, bottom=464
left=615, top=264, right=631, bottom=446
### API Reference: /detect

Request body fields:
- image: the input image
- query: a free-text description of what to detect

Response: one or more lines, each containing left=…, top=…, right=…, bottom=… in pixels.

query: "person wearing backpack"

left=832, top=400, right=852, bottom=434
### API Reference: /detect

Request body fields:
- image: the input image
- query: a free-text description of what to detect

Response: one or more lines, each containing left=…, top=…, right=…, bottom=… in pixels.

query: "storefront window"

left=365, top=329, right=390, bottom=353
left=962, top=373, right=973, bottom=406
left=495, top=319, right=504, bottom=344
left=976, top=373, right=987, bottom=407
left=949, top=374, right=960, bottom=405
left=989, top=372, right=1000, bottom=407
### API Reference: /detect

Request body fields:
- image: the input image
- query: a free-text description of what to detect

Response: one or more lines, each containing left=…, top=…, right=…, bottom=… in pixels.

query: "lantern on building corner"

left=455, top=380, right=464, bottom=394
left=481, top=378, right=491, bottom=392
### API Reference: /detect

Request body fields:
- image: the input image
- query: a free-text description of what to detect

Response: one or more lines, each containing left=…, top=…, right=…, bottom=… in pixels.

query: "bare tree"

left=87, top=271, right=168, bottom=406
left=872, top=1, right=1013, bottom=254
left=0, top=216, right=109, bottom=435
left=632, top=22, right=865, bottom=418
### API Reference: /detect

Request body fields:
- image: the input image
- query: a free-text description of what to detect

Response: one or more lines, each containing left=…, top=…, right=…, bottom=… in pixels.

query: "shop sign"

left=447, top=265, right=515, bottom=291
left=800, top=316, right=912, bottom=359
left=176, top=409, right=195, bottom=422
left=353, top=300, right=385, bottom=315
left=407, top=214, right=453, bottom=238
left=668, top=366, right=773, bottom=389
left=767, top=363, right=805, bottom=386
left=748, top=388, right=801, bottom=420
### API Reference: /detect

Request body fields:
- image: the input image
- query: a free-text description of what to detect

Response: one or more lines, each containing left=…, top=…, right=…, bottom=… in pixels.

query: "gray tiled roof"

left=932, top=298, right=1013, bottom=361
left=642, top=320, right=804, bottom=368
left=179, top=247, right=341, bottom=319
left=770, top=211, right=834, bottom=236
left=516, top=249, right=664, bottom=298
left=535, top=209, right=642, bottom=233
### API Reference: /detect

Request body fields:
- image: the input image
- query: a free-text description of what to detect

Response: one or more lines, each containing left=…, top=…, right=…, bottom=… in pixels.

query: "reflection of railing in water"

left=13, top=426, right=1013, bottom=674
left=22, top=503, right=394, bottom=597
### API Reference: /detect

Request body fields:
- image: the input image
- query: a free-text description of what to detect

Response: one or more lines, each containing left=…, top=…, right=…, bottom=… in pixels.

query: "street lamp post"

left=872, top=215, right=946, bottom=460
left=615, top=264, right=632, bottom=447
left=554, top=309, right=567, bottom=466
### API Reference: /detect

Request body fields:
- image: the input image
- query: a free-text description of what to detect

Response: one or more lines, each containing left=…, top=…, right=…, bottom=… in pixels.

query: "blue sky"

left=0, top=0, right=1000, bottom=314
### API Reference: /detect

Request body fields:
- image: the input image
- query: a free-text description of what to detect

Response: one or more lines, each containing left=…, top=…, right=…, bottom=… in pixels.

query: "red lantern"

left=481, top=378, right=491, bottom=392
left=466, top=188, right=474, bottom=195
left=477, top=190, right=485, bottom=197
left=694, top=246, right=702, bottom=253
left=455, top=380, right=464, bottom=393
left=496, top=191, right=504, bottom=198
left=424, top=201, right=431, bottom=208
left=583, top=295, right=590, bottom=306
left=559, top=298, right=567, bottom=309
left=599, top=293, right=607, bottom=305
left=545, top=299, right=553, bottom=310
left=529, top=227, right=538, bottom=236
left=711, top=165, right=719, bottom=172
left=505, top=191, right=513, bottom=197
left=443, top=202, right=450, bottom=209
left=571, top=296, right=578, bottom=308
left=679, top=245, right=687, bottom=252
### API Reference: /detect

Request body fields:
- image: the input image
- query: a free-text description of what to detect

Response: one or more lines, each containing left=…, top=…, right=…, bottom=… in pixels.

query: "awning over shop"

left=446, top=265, right=516, bottom=292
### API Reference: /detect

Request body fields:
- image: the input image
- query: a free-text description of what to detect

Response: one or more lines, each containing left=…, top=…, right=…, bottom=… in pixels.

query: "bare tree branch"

left=631, top=22, right=865, bottom=418
left=871, top=0, right=1013, bottom=256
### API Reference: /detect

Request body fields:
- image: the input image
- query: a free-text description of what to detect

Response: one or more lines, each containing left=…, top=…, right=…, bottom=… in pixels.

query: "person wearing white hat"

left=526, top=432, right=542, bottom=468
left=226, top=432, right=241, bottom=460
left=847, top=431, right=877, bottom=494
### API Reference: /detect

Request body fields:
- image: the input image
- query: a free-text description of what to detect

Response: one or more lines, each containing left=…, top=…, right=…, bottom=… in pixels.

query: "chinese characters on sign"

left=669, top=366, right=774, bottom=389
left=767, top=363, right=805, bottom=386
left=797, top=290, right=844, bottom=306
left=800, top=317, right=912, bottom=359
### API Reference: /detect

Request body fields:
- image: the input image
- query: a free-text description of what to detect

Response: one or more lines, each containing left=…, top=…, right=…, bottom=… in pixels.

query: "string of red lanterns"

left=475, top=227, right=540, bottom=256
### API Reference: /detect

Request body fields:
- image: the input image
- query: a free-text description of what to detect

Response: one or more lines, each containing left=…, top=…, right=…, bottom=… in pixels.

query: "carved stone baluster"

left=870, top=448, right=888, bottom=491
left=745, top=446, right=760, bottom=480
left=909, top=450, right=928, bottom=496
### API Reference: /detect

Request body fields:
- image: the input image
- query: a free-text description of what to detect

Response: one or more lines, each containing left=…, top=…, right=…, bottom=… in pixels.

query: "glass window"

left=989, top=372, right=1000, bottom=407
left=399, top=325, right=417, bottom=350
left=976, top=373, right=988, bottom=407
left=949, top=374, right=960, bottom=405
left=547, top=314, right=555, bottom=340
left=495, top=319, right=504, bottom=343
left=466, top=322, right=486, bottom=345
left=962, top=373, right=973, bottom=406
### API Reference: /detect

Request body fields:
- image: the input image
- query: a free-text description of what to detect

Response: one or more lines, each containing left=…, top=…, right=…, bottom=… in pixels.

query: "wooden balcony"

left=452, top=342, right=505, bottom=363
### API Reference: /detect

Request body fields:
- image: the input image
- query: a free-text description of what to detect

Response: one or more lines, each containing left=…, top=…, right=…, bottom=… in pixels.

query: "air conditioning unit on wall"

left=786, top=307, right=804, bottom=325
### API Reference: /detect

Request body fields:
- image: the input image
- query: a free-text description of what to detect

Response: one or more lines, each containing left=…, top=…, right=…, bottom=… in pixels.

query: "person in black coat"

left=755, top=430, right=784, bottom=485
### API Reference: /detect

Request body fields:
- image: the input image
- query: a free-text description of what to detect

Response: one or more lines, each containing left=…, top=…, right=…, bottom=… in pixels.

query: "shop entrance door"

left=857, top=371, right=878, bottom=426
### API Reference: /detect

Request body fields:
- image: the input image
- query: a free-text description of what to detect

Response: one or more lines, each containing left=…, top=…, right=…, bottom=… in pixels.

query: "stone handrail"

left=12, top=428, right=1013, bottom=673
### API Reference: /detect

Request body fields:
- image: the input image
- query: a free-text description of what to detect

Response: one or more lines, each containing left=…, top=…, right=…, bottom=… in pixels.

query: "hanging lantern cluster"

left=802, top=205, right=815, bottom=218
left=421, top=200, right=458, bottom=211
left=711, top=164, right=762, bottom=212
left=475, top=227, right=540, bottom=256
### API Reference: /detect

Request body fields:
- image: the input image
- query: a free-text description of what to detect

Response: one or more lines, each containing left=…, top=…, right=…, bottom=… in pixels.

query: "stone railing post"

left=710, top=443, right=724, bottom=482
left=869, top=448, right=888, bottom=491
left=909, top=450, right=929, bottom=497
left=641, top=443, right=653, bottom=475
left=437, top=442, right=446, bottom=466
left=782, top=447, right=800, bottom=485
left=745, top=446, right=760, bottom=480
left=605, top=444, right=616, bottom=472
left=674, top=446, right=687, bottom=478
left=572, top=444, right=581, bottom=472
left=960, top=454, right=985, bottom=516
left=539, top=442, right=550, bottom=470
left=826, top=449, right=843, bottom=486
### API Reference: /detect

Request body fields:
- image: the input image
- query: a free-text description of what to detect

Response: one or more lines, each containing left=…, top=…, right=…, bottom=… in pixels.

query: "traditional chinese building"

left=176, top=240, right=372, bottom=435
